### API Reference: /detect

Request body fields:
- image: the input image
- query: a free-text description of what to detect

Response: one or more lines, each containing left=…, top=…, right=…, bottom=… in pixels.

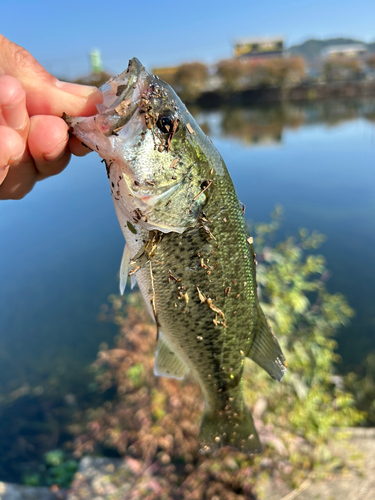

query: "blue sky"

left=1, top=0, right=375, bottom=79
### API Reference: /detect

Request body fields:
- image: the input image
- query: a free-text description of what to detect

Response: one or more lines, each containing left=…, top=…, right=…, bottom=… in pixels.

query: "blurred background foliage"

left=217, top=57, right=306, bottom=90
left=23, top=449, right=78, bottom=488
left=153, top=62, right=209, bottom=102
left=75, top=53, right=375, bottom=103
left=67, top=209, right=364, bottom=498
left=323, top=58, right=363, bottom=83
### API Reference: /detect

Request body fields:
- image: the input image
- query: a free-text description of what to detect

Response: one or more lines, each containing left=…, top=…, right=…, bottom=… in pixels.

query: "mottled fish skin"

left=64, top=58, right=287, bottom=455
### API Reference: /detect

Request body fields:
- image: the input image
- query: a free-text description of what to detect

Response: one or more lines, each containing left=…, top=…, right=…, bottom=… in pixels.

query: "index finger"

left=0, top=35, right=102, bottom=117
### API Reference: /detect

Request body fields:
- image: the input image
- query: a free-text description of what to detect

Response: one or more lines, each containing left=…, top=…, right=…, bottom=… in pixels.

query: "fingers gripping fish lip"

left=63, top=58, right=149, bottom=143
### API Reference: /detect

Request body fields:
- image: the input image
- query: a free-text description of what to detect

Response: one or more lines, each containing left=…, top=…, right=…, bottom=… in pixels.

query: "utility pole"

left=90, top=49, right=102, bottom=74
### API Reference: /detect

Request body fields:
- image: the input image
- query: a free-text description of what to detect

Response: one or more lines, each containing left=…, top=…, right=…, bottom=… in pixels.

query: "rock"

left=67, top=457, right=133, bottom=500
left=0, top=481, right=66, bottom=500
left=264, top=428, right=375, bottom=500
left=63, top=427, right=375, bottom=499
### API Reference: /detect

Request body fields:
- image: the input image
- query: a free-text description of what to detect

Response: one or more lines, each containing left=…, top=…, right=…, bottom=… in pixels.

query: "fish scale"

left=149, top=168, right=261, bottom=451
left=64, top=57, right=287, bottom=455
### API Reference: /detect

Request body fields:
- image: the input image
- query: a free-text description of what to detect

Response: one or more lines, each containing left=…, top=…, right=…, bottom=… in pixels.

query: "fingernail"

left=55, top=80, right=99, bottom=98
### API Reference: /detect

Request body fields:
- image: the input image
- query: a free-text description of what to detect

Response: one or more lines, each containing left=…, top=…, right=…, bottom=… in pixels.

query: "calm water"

left=0, top=100, right=375, bottom=405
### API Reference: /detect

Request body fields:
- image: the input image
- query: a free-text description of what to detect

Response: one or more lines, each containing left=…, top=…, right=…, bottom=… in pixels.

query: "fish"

left=63, top=58, right=287, bottom=455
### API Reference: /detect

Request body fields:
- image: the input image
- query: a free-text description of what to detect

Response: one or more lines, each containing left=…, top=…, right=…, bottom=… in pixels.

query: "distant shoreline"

left=193, top=80, right=375, bottom=107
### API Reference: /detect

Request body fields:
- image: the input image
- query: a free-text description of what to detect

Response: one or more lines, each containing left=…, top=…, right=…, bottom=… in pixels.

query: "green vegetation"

left=23, top=449, right=78, bottom=488
left=71, top=209, right=363, bottom=499
left=345, top=353, right=375, bottom=426
left=246, top=208, right=363, bottom=481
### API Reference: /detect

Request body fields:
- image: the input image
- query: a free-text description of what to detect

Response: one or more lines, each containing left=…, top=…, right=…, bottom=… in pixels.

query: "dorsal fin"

left=247, top=306, right=287, bottom=382
left=154, top=332, right=189, bottom=380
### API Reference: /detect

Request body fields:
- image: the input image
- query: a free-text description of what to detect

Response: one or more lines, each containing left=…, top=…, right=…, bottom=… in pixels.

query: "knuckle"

left=13, top=46, right=34, bottom=71
left=0, top=35, right=33, bottom=72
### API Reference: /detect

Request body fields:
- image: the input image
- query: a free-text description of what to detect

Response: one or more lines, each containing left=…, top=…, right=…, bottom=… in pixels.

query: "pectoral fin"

left=119, top=243, right=131, bottom=295
left=154, top=332, right=189, bottom=380
left=131, top=274, right=137, bottom=289
left=128, top=245, right=151, bottom=275
left=247, top=307, right=287, bottom=382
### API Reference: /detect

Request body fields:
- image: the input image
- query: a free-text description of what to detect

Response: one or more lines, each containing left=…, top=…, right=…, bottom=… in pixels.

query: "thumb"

left=0, top=34, right=102, bottom=117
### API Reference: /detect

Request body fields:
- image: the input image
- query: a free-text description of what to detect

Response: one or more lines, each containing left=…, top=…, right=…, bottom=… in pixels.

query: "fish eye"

left=156, top=113, right=178, bottom=134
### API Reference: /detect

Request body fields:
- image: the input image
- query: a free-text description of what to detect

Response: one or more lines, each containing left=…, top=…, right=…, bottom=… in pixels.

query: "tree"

left=248, top=57, right=305, bottom=87
left=217, top=59, right=248, bottom=90
left=324, top=57, right=362, bottom=82
left=173, top=62, right=208, bottom=101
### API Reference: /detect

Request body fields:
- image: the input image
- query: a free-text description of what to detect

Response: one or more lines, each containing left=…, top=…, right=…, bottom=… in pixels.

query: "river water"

left=0, top=99, right=374, bottom=478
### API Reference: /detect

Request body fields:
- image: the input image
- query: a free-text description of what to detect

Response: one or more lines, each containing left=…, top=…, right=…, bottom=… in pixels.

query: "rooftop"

left=322, top=44, right=367, bottom=56
left=234, top=36, right=284, bottom=45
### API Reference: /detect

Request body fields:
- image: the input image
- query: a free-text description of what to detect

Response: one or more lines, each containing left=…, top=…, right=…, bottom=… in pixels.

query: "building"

left=322, top=44, right=367, bottom=59
left=234, top=37, right=284, bottom=59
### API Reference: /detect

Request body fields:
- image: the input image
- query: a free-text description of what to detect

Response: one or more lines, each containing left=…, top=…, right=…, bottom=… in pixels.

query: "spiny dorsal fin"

left=247, top=306, right=287, bottom=382
left=119, top=243, right=131, bottom=295
left=154, top=332, right=189, bottom=380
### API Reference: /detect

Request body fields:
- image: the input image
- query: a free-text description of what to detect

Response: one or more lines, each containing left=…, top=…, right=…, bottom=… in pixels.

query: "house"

left=322, top=44, right=367, bottom=59
left=234, top=37, right=284, bottom=59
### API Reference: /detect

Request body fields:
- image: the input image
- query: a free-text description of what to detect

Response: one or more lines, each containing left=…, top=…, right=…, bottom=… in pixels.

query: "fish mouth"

left=94, top=58, right=150, bottom=136
left=113, top=58, right=145, bottom=101
left=99, top=58, right=147, bottom=105
left=63, top=58, right=150, bottom=140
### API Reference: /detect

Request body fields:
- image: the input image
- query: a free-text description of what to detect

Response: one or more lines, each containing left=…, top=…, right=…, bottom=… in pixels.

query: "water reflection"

left=220, top=105, right=303, bottom=145
left=195, top=99, right=375, bottom=372
left=196, top=99, right=375, bottom=146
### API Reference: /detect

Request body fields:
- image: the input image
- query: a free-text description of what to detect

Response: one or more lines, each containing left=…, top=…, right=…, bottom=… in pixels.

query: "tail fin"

left=198, top=407, right=261, bottom=455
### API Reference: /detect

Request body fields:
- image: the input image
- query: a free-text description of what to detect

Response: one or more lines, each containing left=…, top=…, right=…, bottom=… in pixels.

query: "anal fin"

left=154, top=332, right=189, bottom=380
left=247, top=306, right=287, bottom=382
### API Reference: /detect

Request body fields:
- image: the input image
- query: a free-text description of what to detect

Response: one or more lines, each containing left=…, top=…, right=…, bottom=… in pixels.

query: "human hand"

left=0, top=34, right=102, bottom=199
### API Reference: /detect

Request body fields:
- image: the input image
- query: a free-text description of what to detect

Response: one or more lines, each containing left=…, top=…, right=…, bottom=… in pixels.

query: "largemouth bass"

left=64, top=59, right=286, bottom=454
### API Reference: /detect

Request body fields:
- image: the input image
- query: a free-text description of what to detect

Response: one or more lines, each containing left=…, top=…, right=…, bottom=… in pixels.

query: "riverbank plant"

left=71, top=209, right=363, bottom=499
